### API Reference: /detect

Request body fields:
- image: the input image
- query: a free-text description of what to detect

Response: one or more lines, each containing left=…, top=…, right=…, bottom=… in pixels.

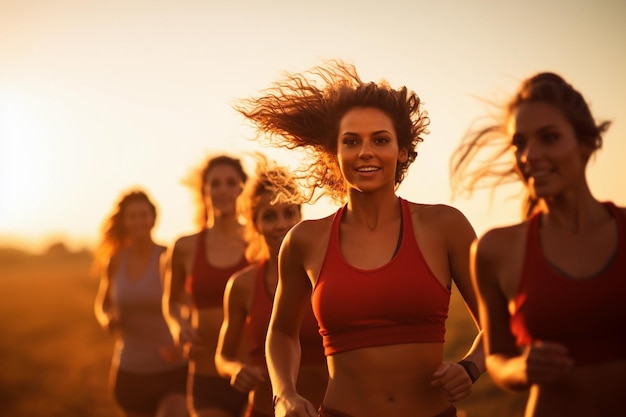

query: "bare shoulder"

left=155, top=244, right=167, bottom=255
left=407, top=201, right=470, bottom=224
left=476, top=223, right=527, bottom=260
left=228, top=263, right=257, bottom=294
left=407, top=201, right=475, bottom=240
left=285, top=214, right=334, bottom=248
left=172, top=232, right=201, bottom=254
left=107, top=252, right=122, bottom=279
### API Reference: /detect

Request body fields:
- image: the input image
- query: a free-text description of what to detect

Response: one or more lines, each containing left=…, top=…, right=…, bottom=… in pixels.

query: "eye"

left=285, top=206, right=299, bottom=220
left=374, top=136, right=390, bottom=145
left=262, top=211, right=277, bottom=222
left=541, top=131, right=559, bottom=144
left=342, top=137, right=358, bottom=146
left=226, top=178, right=239, bottom=187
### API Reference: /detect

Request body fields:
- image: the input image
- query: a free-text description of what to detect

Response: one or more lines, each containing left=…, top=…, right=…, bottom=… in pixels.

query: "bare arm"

left=266, top=225, right=317, bottom=417
left=472, top=231, right=530, bottom=391
left=431, top=207, right=483, bottom=401
left=447, top=208, right=484, bottom=370
left=215, top=268, right=266, bottom=393
left=162, top=237, right=196, bottom=345
left=473, top=230, right=573, bottom=391
left=94, top=257, right=120, bottom=333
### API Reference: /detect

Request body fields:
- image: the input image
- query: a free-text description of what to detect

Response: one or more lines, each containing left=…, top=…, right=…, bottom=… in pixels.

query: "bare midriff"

left=324, top=342, right=451, bottom=417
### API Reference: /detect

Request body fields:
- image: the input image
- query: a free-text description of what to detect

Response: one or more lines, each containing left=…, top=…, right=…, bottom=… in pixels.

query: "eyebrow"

left=341, top=130, right=392, bottom=136
left=512, top=124, right=559, bottom=137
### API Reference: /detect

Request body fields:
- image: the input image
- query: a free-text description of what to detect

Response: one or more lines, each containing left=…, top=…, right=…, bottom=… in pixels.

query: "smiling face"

left=509, top=101, right=591, bottom=200
left=123, top=199, right=156, bottom=242
left=254, top=193, right=301, bottom=255
left=336, top=107, right=408, bottom=195
left=203, top=163, right=245, bottom=217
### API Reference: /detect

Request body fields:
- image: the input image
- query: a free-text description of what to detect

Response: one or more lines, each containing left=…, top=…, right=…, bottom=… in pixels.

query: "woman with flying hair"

left=236, top=61, right=485, bottom=417
left=450, top=72, right=626, bottom=416
left=215, top=154, right=327, bottom=417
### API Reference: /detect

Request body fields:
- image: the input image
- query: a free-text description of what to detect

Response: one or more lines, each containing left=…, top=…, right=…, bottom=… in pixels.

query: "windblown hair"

left=235, top=60, right=430, bottom=204
left=183, top=154, right=249, bottom=228
left=94, top=189, right=156, bottom=272
left=239, top=153, right=302, bottom=263
left=450, top=72, right=611, bottom=219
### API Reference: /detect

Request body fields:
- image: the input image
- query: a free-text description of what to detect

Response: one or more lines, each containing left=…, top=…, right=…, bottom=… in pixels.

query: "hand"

left=177, top=322, right=198, bottom=346
left=523, top=341, right=574, bottom=385
left=230, top=364, right=267, bottom=393
left=104, top=313, right=120, bottom=333
left=273, top=394, right=317, bottom=417
left=183, top=339, right=211, bottom=361
left=430, top=362, right=473, bottom=402
left=160, top=344, right=184, bottom=362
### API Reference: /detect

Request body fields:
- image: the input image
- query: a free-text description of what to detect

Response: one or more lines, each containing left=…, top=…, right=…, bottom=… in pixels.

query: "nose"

left=359, top=139, right=374, bottom=158
left=276, top=216, right=290, bottom=231
left=519, top=140, right=539, bottom=164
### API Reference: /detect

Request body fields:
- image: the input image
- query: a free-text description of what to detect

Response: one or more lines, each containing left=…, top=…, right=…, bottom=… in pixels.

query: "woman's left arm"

left=430, top=206, right=484, bottom=401
left=446, top=207, right=484, bottom=373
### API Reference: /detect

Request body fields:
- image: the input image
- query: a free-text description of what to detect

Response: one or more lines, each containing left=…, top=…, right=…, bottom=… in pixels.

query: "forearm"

left=266, top=328, right=302, bottom=398
left=215, top=354, right=244, bottom=379
left=460, top=329, right=486, bottom=374
left=486, top=353, right=529, bottom=391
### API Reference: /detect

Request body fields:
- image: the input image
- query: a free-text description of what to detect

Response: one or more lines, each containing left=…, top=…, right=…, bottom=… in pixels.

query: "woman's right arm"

left=266, top=225, right=318, bottom=417
left=162, top=237, right=196, bottom=345
left=215, top=269, right=266, bottom=393
left=471, top=231, right=531, bottom=391
left=473, top=230, right=574, bottom=391
left=94, top=257, right=119, bottom=333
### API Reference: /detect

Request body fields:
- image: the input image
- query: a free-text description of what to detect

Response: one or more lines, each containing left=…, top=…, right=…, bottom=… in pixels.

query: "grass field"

left=0, top=249, right=527, bottom=417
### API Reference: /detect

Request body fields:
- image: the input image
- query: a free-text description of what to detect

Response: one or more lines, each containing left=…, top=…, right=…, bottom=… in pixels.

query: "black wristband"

left=457, top=360, right=481, bottom=384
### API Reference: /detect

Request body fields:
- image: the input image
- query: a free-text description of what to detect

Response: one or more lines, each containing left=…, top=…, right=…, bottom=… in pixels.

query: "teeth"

left=358, top=167, right=378, bottom=172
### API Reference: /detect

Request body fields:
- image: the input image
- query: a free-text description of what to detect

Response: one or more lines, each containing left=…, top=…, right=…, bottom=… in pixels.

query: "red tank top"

left=312, top=198, right=450, bottom=356
left=187, top=229, right=249, bottom=309
left=510, top=202, right=626, bottom=366
left=246, top=260, right=325, bottom=367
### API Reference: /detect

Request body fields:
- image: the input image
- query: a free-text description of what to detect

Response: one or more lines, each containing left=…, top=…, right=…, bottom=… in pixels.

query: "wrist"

left=457, top=359, right=481, bottom=384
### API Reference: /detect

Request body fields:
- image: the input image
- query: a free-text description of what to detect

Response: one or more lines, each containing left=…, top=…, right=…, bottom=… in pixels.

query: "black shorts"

left=114, top=365, right=188, bottom=414
left=191, top=374, right=247, bottom=415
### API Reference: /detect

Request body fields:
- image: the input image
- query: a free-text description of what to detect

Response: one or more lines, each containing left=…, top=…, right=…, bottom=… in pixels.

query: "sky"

left=1, top=0, right=625, bottom=253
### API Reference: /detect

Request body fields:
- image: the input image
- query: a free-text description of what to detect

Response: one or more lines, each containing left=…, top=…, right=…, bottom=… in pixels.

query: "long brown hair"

left=183, top=154, right=249, bottom=228
left=450, top=72, right=611, bottom=219
left=236, top=60, right=429, bottom=204
left=93, top=189, right=157, bottom=274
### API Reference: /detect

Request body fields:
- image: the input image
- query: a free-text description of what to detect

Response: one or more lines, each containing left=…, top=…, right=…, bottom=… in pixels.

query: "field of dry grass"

left=0, top=249, right=527, bottom=417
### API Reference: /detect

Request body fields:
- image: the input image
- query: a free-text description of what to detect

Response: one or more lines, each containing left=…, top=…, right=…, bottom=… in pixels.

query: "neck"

left=540, top=187, right=605, bottom=234
left=346, top=191, right=400, bottom=231
left=126, top=238, right=154, bottom=254
left=209, top=213, right=241, bottom=235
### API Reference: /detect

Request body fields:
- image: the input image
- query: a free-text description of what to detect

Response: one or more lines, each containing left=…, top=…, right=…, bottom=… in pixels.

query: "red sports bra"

left=187, top=229, right=249, bottom=309
left=312, top=198, right=450, bottom=356
left=510, top=202, right=626, bottom=366
left=246, top=261, right=325, bottom=367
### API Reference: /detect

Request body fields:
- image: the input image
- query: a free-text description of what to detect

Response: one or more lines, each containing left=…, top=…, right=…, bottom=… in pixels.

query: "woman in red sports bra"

left=215, top=154, right=328, bottom=417
left=451, top=72, right=626, bottom=416
left=162, top=155, right=250, bottom=417
left=234, top=61, right=485, bottom=417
